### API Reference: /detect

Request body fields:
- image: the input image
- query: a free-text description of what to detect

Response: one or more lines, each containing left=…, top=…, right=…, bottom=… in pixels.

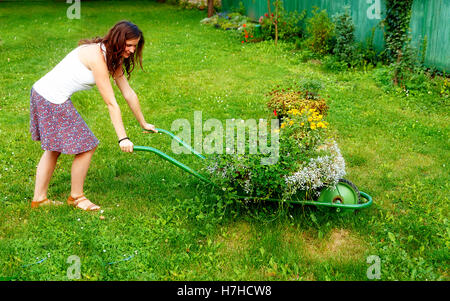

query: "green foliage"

left=204, top=107, right=337, bottom=200
left=419, top=35, right=428, bottom=66
left=328, top=11, right=379, bottom=70
left=231, top=1, right=246, bottom=15
left=258, top=13, right=275, bottom=41
left=166, top=0, right=179, bottom=5
left=383, top=0, right=414, bottom=64
left=258, top=1, right=306, bottom=43
left=177, top=0, right=221, bottom=10
left=354, top=27, right=379, bottom=68
left=382, top=0, right=415, bottom=87
left=204, top=137, right=303, bottom=200
left=439, top=76, right=449, bottom=98
left=332, top=9, right=355, bottom=66
left=305, top=7, right=335, bottom=55
left=201, top=12, right=252, bottom=31
left=298, top=77, right=323, bottom=96
left=297, top=49, right=318, bottom=62
left=322, top=55, right=350, bottom=72
left=371, top=64, right=448, bottom=99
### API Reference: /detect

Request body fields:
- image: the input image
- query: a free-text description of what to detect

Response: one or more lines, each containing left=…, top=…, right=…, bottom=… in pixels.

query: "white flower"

left=284, top=140, right=346, bottom=196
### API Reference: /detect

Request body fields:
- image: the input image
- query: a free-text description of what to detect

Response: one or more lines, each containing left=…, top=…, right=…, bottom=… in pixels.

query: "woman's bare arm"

left=114, top=70, right=146, bottom=126
left=114, top=69, right=157, bottom=133
left=86, top=46, right=133, bottom=152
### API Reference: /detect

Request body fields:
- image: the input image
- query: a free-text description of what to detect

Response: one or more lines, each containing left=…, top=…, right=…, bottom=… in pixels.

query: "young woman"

left=30, top=20, right=157, bottom=211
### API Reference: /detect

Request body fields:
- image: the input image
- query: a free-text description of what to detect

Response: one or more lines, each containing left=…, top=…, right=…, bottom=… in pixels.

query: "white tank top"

left=33, top=42, right=107, bottom=104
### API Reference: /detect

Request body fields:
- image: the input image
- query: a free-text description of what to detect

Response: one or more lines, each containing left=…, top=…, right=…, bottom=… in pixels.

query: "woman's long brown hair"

left=78, top=20, right=145, bottom=79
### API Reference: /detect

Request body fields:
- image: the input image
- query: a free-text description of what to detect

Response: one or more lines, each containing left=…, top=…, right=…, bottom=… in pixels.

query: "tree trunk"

left=207, top=0, right=215, bottom=18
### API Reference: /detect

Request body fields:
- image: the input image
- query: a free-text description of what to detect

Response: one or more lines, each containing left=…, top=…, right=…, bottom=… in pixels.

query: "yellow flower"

left=289, top=120, right=294, bottom=126
left=319, top=121, right=328, bottom=129
left=281, top=122, right=286, bottom=129
left=300, top=122, right=305, bottom=126
left=308, top=116, right=313, bottom=122
left=310, top=122, right=316, bottom=130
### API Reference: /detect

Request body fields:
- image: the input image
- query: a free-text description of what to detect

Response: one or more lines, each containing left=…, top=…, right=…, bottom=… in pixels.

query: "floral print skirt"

left=29, top=87, right=99, bottom=154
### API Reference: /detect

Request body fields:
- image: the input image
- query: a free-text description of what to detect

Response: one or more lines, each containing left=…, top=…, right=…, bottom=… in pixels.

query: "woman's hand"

left=119, top=138, right=134, bottom=153
left=142, top=123, right=158, bottom=133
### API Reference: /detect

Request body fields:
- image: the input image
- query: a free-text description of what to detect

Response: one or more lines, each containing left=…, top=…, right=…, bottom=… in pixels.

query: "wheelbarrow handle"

left=153, top=128, right=205, bottom=159
left=133, top=145, right=214, bottom=186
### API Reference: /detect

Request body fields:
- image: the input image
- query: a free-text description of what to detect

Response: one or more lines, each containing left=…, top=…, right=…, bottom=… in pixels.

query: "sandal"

left=31, top=198, right=63, bottom=208
left=67, top=194, right=100, bottom=211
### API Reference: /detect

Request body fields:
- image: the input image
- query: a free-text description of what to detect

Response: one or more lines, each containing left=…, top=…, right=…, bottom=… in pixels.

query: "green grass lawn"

left=0, top=1, right=448, bottom=281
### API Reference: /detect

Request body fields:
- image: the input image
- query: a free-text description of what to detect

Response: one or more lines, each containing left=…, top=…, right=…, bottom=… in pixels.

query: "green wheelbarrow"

left=134, top=128, right=373, bottom=212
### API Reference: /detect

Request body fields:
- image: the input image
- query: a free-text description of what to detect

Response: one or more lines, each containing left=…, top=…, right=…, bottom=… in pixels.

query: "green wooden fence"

left=222, top=0, right=450, bottom=72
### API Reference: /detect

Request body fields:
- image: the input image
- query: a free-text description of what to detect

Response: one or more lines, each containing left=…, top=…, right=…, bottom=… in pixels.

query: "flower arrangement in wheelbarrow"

left=204, top=105, right=348, bottom=203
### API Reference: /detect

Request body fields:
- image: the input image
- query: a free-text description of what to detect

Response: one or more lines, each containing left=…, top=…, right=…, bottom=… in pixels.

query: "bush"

left=305, top=7, right=335, bottom=55
left=332, top=9, right=355, bottom=66
left=231, top=1, right=246, bottom=15
left=267, top=86, right=328, bottom=120
left=240, top=23, right=260, bottom=43
left=178, top=0, right=222, bottom=10
left=200, top=12, right=251, bottom=31
left=258, top=13, right=276, bottom=41
left=298, top=77, right=323, bottom=95
left=371, top=63, right=445, bottom=97
left=297, top=49, right=317, bottom=62
left=322, top=55, right=348, bottom=72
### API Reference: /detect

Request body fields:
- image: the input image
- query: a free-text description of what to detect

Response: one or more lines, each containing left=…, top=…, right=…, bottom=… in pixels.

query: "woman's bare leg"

left=70, top=147, right=99, bottom=210
left=33, top=150, right=61, bottom=202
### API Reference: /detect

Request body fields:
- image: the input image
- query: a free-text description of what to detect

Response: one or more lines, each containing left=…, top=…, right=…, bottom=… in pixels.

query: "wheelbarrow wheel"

left=337, top=178, right=361, bottom=203
left=316, top=178, right=361, bottom=213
